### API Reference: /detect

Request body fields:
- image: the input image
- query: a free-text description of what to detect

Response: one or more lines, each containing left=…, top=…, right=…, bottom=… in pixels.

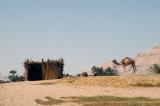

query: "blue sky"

left=0, top=0, right=160, bottom=76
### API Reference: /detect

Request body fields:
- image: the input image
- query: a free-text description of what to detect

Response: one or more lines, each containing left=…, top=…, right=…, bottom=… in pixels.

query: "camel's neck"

left=113, top=60, right=120, bottom=65
left=115, top=62, right=120, bottom=65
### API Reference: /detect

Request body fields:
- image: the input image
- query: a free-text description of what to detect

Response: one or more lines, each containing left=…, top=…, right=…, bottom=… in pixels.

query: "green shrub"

left=81, top=72, right=88, bottom=77
left=8, top=70, right=24, bottom=82
left=104, top=67, right=117, bottom=76
left=91, top=66, right=117, bottom=76
left=150, top=64, right=160, bottom=74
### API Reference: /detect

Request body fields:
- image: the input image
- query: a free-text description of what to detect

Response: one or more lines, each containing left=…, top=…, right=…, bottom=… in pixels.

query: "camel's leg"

left=132, top=70, right=135, bottom=75
left=132, top=66, right=137, bottom=75
left=130, top=61, right=136, bottom=75
left=122, top=65, right=126, bottom=72
left=134, top=66, right=137, bottom=74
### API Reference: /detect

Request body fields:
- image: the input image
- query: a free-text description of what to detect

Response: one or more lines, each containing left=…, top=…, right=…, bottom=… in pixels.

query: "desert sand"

left=1, top=75, right=160, bottom=106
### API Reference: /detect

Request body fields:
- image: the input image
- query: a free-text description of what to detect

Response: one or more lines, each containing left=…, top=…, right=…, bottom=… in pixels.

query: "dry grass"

left=39, top=75, right=160, bottom=87
left=35, top=96, right=160, bottom=106
left=35, top=96, right=64, bottom=105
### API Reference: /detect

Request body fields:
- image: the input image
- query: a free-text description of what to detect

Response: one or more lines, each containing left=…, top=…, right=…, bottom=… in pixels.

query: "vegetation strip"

left=35, top=96, right=160, bottom=106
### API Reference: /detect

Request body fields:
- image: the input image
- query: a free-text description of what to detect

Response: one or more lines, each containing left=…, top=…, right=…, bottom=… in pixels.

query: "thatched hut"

left=24, top=58, right=64, bottom=81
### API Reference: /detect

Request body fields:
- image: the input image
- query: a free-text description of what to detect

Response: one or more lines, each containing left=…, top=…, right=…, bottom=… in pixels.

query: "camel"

left=112, top=57, right=137, bottom=75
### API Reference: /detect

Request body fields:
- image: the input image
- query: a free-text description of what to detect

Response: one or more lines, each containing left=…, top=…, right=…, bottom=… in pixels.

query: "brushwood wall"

left=24, top=59, right=64, bottom=81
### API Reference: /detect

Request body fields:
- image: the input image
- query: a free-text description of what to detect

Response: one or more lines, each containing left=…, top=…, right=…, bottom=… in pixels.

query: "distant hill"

left=97, top=45, right=160, bottom=75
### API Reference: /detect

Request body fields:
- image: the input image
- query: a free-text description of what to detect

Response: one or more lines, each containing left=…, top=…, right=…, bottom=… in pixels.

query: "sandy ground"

left=1, top=77, right=160, bottom=106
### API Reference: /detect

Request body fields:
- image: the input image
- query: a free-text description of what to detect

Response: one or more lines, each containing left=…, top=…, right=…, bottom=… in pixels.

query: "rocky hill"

left=100, top=45, right=160, bottom=75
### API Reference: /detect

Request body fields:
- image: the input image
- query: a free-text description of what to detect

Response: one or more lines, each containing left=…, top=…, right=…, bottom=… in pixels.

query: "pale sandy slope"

left=1, top=76, right=160, bottom=106
left=100, top=46, right=160, bottom=75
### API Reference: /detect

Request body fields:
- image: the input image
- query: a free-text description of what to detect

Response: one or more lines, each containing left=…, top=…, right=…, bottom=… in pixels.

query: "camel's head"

left=112, top=59, right=120, bottom=65
left=112, top=59, right=117, bottom=63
